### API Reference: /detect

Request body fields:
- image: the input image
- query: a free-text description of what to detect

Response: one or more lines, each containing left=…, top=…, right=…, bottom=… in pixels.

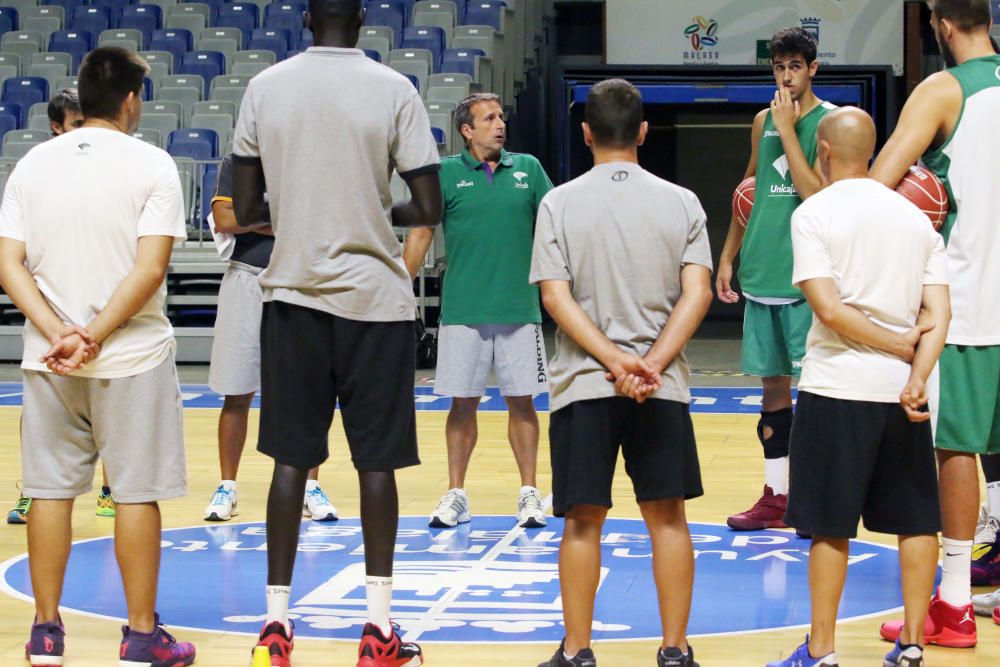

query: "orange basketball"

left=895, top=165, right=949, bottom=231
left=732, top=176, right=755, bottom=228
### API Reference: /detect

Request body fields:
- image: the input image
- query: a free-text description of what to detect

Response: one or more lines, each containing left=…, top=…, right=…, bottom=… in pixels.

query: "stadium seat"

left=431, top=126, right=445, bottom=145
left=92, top=0, right=133, bottom=14
left=21, top=16, right=62, bottom=44
left=415, top=0, right=458, bottom=23
left=41, top=0, right=84, bottom=19
left=53, top=75, right=77, bottom=90
left=2, top=127, right=46, bottom=157
left=30, top=50, right=71, bottom=71
left=208, top=77, right=246, bottom=108
left=1, top=31, right=44, bottom=62
left=49, top=30, right=93, bottom=70
left=188, top=112, right=231, bottom=139
left=140, top=49, right=174, bottom=77
left=158, top=73, right=203, bottom=111
left=140, top=111, right=180, bottom=136
left=199, top=26, right=242, bottom=49
left=167, top=2, right=213, bottom=27
left=247, top=27, right=288, bottom=60
left=199, top=159, right=219, bottom=224
left=464, top=1, right=505, bottom=32
left=99, top=28, right=145, bottom=51
left=148, top=27, right=191, bottom=63
left=231, top=60, right=267, bottom=77
left=360, top=25, right=394, bottom=51
left=362, top=48, right=381, bottom=62
left=26, top=99, right=48, bottom=122
left=132, top=127, right=163, bottom=148
left=441, top=47, right=483, bottom=78
left=400, top=71, right=419, bottom=93
left=26, top=63, right=66, bottom=92
left=401, top=25, right=445, bottom=70
left=358, top=34, right=390, bottom=64
left=0, top=109, right=18, bottom=136
left=0, top=64, right=18, bottom=91
left=0, top=100, right=21, bottom=127
left=69, top=6, right=111, bottom=36
left=0, top=7, right=17, bottom=35
left=119, top=5, right=162, bottom=44
left=232, top=48, right=274, bottom=68
left=1, top=76, right=46, bottom=109
left=191, top=99, right=234, bottom=119
left=216, top=3, right=257, bottom=43
left=167, top=127, right=217, bottom=159
left=412, top=10, right=453, bottom=45
left=426, top=71, right=470, bottom=102
left=262, top=2, right=303, bottom=48
left=365, top=2, right=405, bottom=46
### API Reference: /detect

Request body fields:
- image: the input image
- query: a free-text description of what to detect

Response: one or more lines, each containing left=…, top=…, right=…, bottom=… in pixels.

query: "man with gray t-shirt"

left=230, top=1, right=442, bottom=665
left=530, top=79, right=713, bottom=667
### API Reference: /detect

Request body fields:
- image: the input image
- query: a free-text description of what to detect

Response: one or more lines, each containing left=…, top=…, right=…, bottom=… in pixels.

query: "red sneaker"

left=252, top=621, right=293, bottom=667
left=879, top=590, right=977, bottom=648
left=727, top=485, right=788, bottom=530
left=357, top=622, right=422, bottom=667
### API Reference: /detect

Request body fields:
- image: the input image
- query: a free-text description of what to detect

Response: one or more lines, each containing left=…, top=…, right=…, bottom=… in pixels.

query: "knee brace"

left=757, top=407, right=793, bottom=459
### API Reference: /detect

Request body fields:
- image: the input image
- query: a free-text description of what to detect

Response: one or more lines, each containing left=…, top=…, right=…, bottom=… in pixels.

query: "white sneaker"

left=972, top=587, right=1000, bottom=617
left=204, top=484, right=238, bottom=521
left=517, top=486, right=547, bottom=528
left=429, top=488, right=470, bottom=527
left=303, top=485, right=338, bottom=521
left=975, top=503, right=1000, bottom=545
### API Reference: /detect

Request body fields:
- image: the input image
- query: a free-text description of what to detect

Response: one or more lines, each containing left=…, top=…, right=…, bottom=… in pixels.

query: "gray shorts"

left=434, top=323, right=549, bottom=397
left=208, top=261, right=263, bottom=396
left=21, top=353, right=187, bottom=503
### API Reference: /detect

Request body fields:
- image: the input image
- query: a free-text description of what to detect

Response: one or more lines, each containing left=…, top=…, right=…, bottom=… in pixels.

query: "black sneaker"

left=539, top=639, right=597, bottom=667
left=658, top=645, right=699, bottom=667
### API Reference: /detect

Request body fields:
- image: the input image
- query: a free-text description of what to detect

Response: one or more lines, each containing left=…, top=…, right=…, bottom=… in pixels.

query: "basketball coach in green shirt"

left=404, top=92, right=554, bottom=530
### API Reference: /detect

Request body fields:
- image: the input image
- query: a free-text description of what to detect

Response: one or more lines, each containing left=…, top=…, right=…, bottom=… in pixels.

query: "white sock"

left=305, top=479, right=319, bottom=493
left=987, top=482, right=1000, bottom=519
left=265, top=585, right=291, bottom=633
left=939, top=538, right=973, bottom=606
left=764, top=457, right=789, bottom=495
left=520, top=485, right=538, bottom=496
left=220, top=480, right=236, bottom=492
left=366, top=576, right=392, bottom=635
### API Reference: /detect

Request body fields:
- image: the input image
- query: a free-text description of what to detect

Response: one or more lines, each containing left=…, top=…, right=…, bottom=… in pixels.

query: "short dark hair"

left=584, top=78, right=643, bottom=149
left=78, top=47, right=149, bottom=121
left=47, top=87, right=80, bottom=125
left=307, top=0, right=364, bottom=24
left=455, top=92, right=501, bottom=137
left=930, top=0, right=992, bottom=32
left=770, top=27, right=818, bottom=63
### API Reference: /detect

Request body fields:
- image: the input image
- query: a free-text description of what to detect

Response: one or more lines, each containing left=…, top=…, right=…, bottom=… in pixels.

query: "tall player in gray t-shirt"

left=530, top=79, right=713, bottom=667
left=231, top=1, right=442, bottom=665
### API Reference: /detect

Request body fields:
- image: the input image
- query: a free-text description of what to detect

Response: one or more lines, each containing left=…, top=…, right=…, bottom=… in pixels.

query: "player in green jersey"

left=716, top=27, right=834, bottom=531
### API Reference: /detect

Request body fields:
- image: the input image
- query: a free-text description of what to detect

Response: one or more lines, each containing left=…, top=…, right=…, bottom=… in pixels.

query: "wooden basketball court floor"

left=0, top=370, right=997, bottom=665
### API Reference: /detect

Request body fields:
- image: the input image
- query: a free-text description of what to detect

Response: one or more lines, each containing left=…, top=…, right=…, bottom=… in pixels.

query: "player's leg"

left=430, top=324, right=491, bottom=527
left=254, top=301, right=338, bottom=664
left=496, top=323, right=549, bottom=527
left=730, top=301, right=793, bottom=530
left=302, top=466, right=338, bottom=522
left=539, top=399, right=621, bottom=667
left=334, top=315, right=422, bottom=666
left=94, top=355, right=194, bottom=664
left=977, top=453, right=1000, bottom=543
left=204, top=392, right=253, bottom=521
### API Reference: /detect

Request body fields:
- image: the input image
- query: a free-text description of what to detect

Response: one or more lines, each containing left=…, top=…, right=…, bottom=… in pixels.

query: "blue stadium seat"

left=992, top=0, right=1000, bottom=21
left=70, top=6, right=112, bottom=35
left=149, top=28, right=193, bottom=64
left=441, top=47, right=482, bottom=77
left=142, top=75, right=152, bottom=100
left=179, top=50, right=224, bottom=95
left=401, top=25, right=444, bottom=70
left=364, top=2, right=405, bottom=45
left=0, top=105, right=19, bottom=133
left=263, top=3, right=304, bottom=48
left=463, top=0, right=504, bottom=31
left=402, top=72, right=418, bottom=92
left=247, top=28, right=289, bottom=60
left=92, top=0, right=134, bottom=12
left=362, top=48, right=381, bottom=62
left=42, top=0, right=84, bottom=18
left=216, top=3, right=257, bottom=42
left=167, top=127, right=217, bottom=159
left=2, top=77, right=48, bottom=110
left=49, top=30, right=93, bottom=70
left=120, top=5, right=162, bottom=44
left=200, top=160, right=219, bottom=224
left=452, top=0, right=469, bottom=22
left=0, top=8, right=18, bottom=35
left=431, top=126, right=445, bottom=144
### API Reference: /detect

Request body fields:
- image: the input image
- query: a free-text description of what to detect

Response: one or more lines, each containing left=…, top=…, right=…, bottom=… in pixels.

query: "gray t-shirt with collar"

left=232, top=46, right=440, bottom=322
left=529, top=162, right=713, bottom=412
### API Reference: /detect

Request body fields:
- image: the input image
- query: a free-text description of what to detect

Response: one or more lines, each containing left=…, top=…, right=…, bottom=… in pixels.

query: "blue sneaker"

left=883, top=639, right=923, bottom=666
left=766, top=637, right=838, bottom=667
left=303, top=485, right=338, bottom=522
left=118, top=614, right=195, bottom=667
left=25, top=619, right=65, bottom=666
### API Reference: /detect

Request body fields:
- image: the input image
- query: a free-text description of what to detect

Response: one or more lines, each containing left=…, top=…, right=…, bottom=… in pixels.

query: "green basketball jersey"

left=921, top=55, right=1000, bottom=345
left=739, top=101, right=837, bottom=298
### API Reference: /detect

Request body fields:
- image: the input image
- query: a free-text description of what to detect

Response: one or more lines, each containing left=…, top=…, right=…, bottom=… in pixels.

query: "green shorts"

left=931, top=344, right=1000, bottom=454
left=740, top=299, right=812, bottom=378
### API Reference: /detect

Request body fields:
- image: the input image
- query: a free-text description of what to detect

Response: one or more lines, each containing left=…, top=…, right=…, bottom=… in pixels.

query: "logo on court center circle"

left=0, top=517, right=908, bottom=642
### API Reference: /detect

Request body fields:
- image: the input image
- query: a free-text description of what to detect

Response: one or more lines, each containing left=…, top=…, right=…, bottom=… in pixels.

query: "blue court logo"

left=1, top=517, right=910, bottom=642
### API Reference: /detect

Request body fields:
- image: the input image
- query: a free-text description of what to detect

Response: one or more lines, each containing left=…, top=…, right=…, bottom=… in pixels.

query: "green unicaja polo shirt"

left=438, top=147, right=553, bottom=325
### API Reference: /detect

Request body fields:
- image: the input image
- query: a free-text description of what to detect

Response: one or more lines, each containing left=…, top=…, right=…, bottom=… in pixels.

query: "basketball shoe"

left=356, top=622, right=422, bottom=667
left=96, top=487, right=116, bottom=517
left=204, top=484, right=238, bottom=521
left=7, top=492, right=30, bottom=524
left=517, top=486, right=547, bottom=528
left=118, top=614, right=195, bottom=666
left=25, top=619, right=64, bottom=666
left=994, top=606, right=999, bottom=626
left=972, top=587, right=1000, bottom=616
left=766, top=637, right=837, bottom=667
left=537, top=639, right=596, bottom=666
left=879, top=589, right=977, bottom=648
left=303, top=485, right=338, bottom=522
left=971, top=535, right=1000, bottom=586
left=882, top=640, right=923, bottom=666
left=428, top=488, right=469, bottom=528
left=253, top=621, right=293, bottom=667
left=974, top=503, right=1000, bottom=546
left=657, top=645, right=699, bottom=667
left=727, top=485, right=788, bottom=530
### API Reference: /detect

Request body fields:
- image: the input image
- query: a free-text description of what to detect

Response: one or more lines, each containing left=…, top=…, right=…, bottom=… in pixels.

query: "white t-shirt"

left=791, top=178, right=948, bottom=403
left=0, top=127, right=186, bottom=378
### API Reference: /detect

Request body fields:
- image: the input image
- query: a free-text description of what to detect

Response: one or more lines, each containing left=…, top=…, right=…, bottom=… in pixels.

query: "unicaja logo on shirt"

left=513, top=171, right=529, bottom=189
left=772, top=155, right=790, bottom=180
left=456, top=179, right=474, bottom=188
